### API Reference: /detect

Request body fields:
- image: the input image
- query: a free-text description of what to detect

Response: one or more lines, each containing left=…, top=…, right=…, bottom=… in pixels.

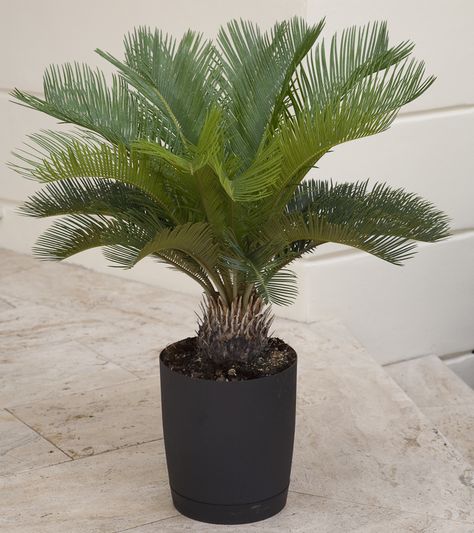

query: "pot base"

left=170, top=486, right=289, bottom=525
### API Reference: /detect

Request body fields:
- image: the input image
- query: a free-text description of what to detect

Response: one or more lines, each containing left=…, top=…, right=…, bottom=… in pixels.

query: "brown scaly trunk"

left=196, top=292, right=274, bottom=365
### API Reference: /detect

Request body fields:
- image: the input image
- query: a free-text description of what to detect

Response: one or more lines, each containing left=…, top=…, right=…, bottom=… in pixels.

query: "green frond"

left=134, top=222, right=220, bottom=271
left=285, top=57, right=433, bottom=169
left=267, top=175, right=452, bottom=264
left=151, top=249, right=215, bottom=294
left=10, top=18, right=448, bottom=310
left=133, top=109, right=231, bottom=229
left=11, top=64, right=161, bottom=147
left=221, top=138, right=283, bottom=201
left=33, top=214, right=150, bottom=263
left=193, top=168, right=230, bottom=233
left=242, top=261, right=298, bottom=307
left=287, top=179, right=451, bottom=242
left=292, top=21, right=417, bottom=114
left=133, top=139, right=193, bottom=173
left=34, top=212, right=215, bottom=295
left=133, top=106, right=223, bottom=169
left=193, top=106, right=225, bottom=169
left=270, top=212, right=418, bottom=265
left=11, top=131, right=178, bottom=221
left=217, top=17, right=325, bottom=166
left=96, top=27, right=218, bottom=150
left=222, top=237, right=299, bottom=306
left=252, top=58, right=434, bottom=212
left=268, top=17, right=326, bottom=130
left=257, top=268, right=298, bottom=306
left=19, top=177, right=171, bottom=229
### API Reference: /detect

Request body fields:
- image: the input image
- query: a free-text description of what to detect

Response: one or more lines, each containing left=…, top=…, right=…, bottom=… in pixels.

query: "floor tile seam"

left=405, top=401, right=474, bottom=410
left=4, top=375, right=144, bottom=410
left=3, top=407, right=74, bottom=460
left=289, top=489, right=474, bottom=526
left=75, top=339, right=155, bottom=380
left=0, top=437, right=166, bottom=482
left=112, top=514, right=181, bottom=532
left=65, top=437, right=165, bottom=461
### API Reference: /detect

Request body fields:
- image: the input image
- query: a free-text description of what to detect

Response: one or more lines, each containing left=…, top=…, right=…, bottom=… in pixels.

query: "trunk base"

left=170, top=486, right=289, bottom=525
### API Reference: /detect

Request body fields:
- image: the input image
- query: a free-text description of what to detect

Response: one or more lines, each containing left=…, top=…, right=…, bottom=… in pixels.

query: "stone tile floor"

left=388, top=356, right=474, bottom=468
left=1, top=248, right=474, bottom=532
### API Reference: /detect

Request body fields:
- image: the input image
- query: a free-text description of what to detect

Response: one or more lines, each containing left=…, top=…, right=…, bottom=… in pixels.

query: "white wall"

left=1, top=1, right=472, bottom=363
left=304, top=0, right=474, bottom=363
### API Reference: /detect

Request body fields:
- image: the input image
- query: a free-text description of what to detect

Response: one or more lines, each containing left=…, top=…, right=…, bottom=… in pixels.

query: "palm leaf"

left=269, top=212, right=417, bottom=265
left=10, top=19, right=447, bottom=308
left=219, top=137, right=283, bottom=201
left=33, top=214, right=150, bottom=262
left=11, top=131, right=179, bottom=222
left=221, top=236, right=299, bottom=305
left=271, top=179, right=450, bottom=266
left=250, top=57, right=434, bottom=218
left=151, top=249, right=215, bottom=294
left=133, top=107, right=231, bottom=229
left=217, top=17, right=325, bottom=166
left=11, top=64, right=162, bottom=147
left=19, top=176, right=171, bottom=229
left=291, top=21, right=417, bottom=114
left=134, top=222, right=220, bottom=270
left=287, top=179, right=450, bottom=242
left=96, top=28, right=218, bottom=150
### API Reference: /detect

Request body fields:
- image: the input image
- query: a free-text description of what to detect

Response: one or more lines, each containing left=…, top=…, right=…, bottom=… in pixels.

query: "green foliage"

left=11, top=18, right=449, bottom=308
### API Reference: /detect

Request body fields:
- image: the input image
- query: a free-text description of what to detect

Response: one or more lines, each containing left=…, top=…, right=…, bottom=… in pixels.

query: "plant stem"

left=242, top=283, right=255, bottom=309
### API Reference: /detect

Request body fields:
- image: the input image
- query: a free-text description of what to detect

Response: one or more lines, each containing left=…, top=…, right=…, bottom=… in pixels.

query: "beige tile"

left=0, top=441, right=175, bottom=533
left=386, top=355, right=474, bottom=408
left=0, top=248, right=37, bottom=278
left=274, top=317, right=374, bottom=370
left=384, top=355, right=474, bottom=407
left=0, top=259, right=138, bottom=311
left=0, top=410, right=70, bottom=476
left=11, top=379, right=161, bottom=458
left=80, top=300, right=372, bottom=379
left=0, top=299, right=149, bottom=353
left=0, top=296, right=15, bottom=312
left=0, top=340, right=136, bottom=408
left=0, top=301, right=67, bottom=353
left=82, top=320, right=194, bottom=377
left=1, top=252, right=371, bottom=377
left=0, top=258, right=199, bottom=320
left=84, top=316, right=370, bottom=379
left=292, top=365, right=474, bottom=523
left=378, top=357, right=474, bottom=467
left=124, top=492, right=474, bottom=533
left=114, top=286, right=199, bottom=325
left=2, top=248, right=474, bottom=532
left=423, top=404, right=474, bottom=467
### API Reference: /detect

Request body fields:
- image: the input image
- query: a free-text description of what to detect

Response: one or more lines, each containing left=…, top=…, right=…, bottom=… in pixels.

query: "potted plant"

left=10, top=18, right=449, bottom=525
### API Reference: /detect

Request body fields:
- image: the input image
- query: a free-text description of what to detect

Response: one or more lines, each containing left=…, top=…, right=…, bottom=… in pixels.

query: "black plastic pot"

left=159, top=339, right=297, bottom=525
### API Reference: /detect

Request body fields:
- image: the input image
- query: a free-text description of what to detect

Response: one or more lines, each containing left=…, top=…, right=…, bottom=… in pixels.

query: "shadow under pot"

left=159, top=337, right=297, bottom=525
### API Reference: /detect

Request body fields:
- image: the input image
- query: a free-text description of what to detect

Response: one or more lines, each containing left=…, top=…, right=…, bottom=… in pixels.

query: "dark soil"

left=161, top=337, right=296, bottom=381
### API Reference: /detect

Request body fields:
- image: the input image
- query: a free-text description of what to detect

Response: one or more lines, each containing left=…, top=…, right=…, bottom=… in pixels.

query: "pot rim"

left=159, top=338, right=297, bottom=385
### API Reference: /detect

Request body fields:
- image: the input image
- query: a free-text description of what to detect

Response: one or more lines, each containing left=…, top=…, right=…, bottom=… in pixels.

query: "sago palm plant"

left=11, top=18, right=449, bottom=366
